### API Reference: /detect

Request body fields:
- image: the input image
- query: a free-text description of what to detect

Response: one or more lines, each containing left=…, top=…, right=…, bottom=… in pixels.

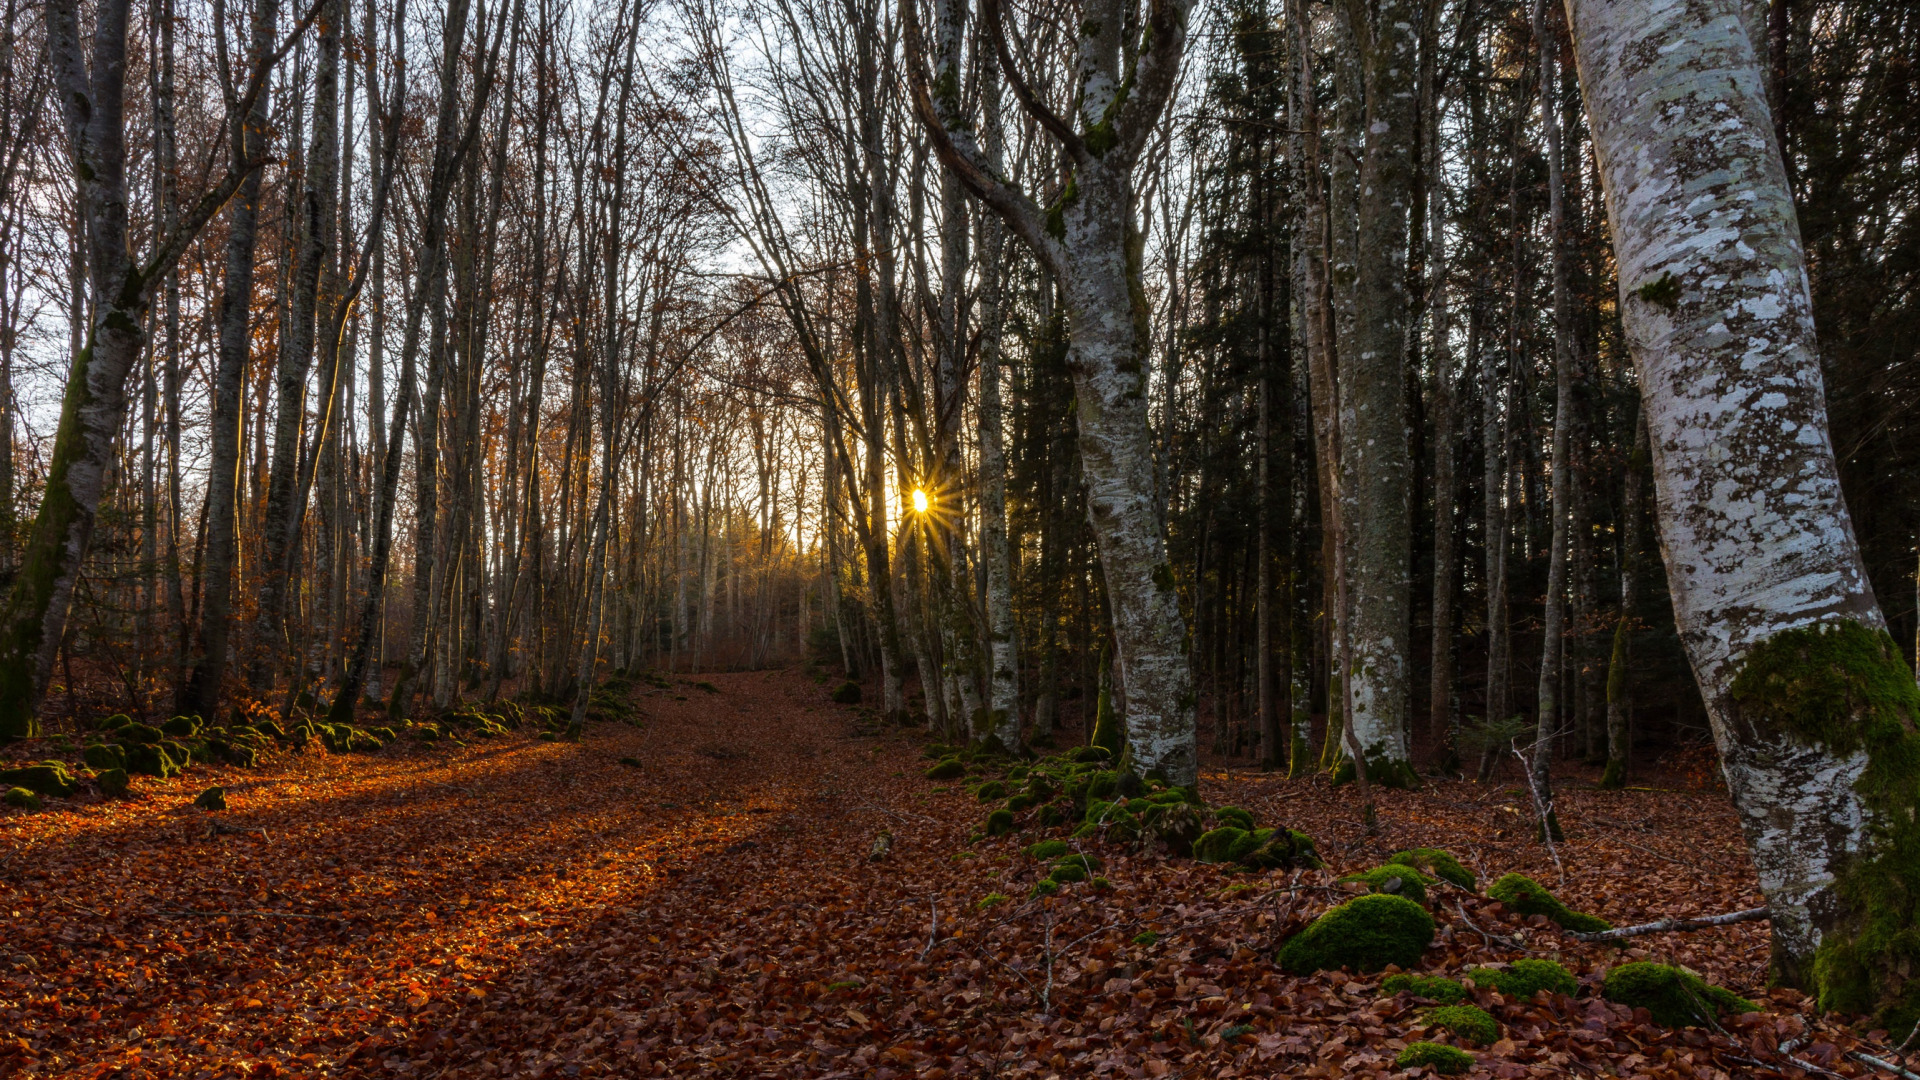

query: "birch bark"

left=1567, top=0, right=1920, bottom=1031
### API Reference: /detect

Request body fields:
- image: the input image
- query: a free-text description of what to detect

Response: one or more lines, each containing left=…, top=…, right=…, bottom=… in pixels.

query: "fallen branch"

left=151, top=909, right=344, bottom=921
left=1562, top=907, right=1768, bottom=942
left=1451, top=901, right=1536, bottom=954
left=1851, top=1050, right=1920, bottom=1080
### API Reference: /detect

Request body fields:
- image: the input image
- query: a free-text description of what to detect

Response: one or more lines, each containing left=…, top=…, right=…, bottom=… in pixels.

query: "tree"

left=1568, top=0, right=1920, bottom=1035
left=906, top=0, right=1199, bottom=784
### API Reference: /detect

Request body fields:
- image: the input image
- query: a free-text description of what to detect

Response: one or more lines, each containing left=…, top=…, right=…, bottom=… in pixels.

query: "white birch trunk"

left=1568, top=0, right=1920, bottom=1031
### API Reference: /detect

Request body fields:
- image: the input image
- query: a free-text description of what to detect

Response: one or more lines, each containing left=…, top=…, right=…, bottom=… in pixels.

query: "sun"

left=911, top=488, right=930, bottom=514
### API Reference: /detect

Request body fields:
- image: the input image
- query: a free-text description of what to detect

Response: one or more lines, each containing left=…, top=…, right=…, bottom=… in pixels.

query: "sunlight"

left=911, top=488, right=930, bottom=514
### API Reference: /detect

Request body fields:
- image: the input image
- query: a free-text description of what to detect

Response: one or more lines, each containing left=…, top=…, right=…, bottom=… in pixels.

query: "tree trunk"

left=1599, top=407, right=1646, bottom=789
left=1531, top=0, right=1571, bottom=841
left=1568, top=0, right=1919, bottom=1033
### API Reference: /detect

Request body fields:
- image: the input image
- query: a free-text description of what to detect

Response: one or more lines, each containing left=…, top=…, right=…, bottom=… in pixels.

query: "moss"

left=96, top=767, right=128, bottom=796
left=617, top=756, right=642, bottom=768
left=975, top=781, right=1009, bottom=802
left=1132, top=930, right=1159, bottom=946
left=1388, top=848, right=1477, bottom=891
left=1053, top=853, right=1103, bottom=874
left=1396, top=1042, right=1473, bottom=1075
left=1340, top=864, right=1431, bottom=906
left=1030, top=878, right=1060, bottom=898
left=1242, top=828, right=1320, bottom=870
left=1488, top=873, right=1611, bottom=932
left=1142, top=801, right=1204, bottom=856
left=4, top=786, right=41, bottom=810
left=98, top=713, right=132, bottom=730
left=1212, top=806, right=1255, bottom=832
left=1635, top=270, right=1681, bottom=310
left=1602, top=961, right=1758, bottom=1028
left=1381, top=973, right=1467, bottom=1003
left=1047, top=862, right=1088, bottom=883
left=983, top=808, right=1016, bottom=837
left=120, top=722, right=163, bottom=745
left=194, top=786, right=227, bottom=811
left=1466, top=958, right=1579, bottom=1000
left=1729, top=621, right=1920, bottom=1034
left=1037, top=802, right=1069, bottom=828
left=126, top=742, right=180, bottom=778
left=1193, top=826, right=1249, bottom=864
left=0, top=763, right=75, bottom=797
left=1025, top=839, right=1071, bottom=860
left=1330, top=751, right=1422, bottom=789
left=161, top=715, right=200, bottom=737
left=1068, top=745, right=1111, bottom=764
left=1277, top=893, right=1435, bottom=974
left=924, top=758, right=966, bottom=780
left=830, top=680, right=862, bottom=704
left=977, top=892, right=1010, bottom=910
left=1424, top=1004, right=1498, bottom=1046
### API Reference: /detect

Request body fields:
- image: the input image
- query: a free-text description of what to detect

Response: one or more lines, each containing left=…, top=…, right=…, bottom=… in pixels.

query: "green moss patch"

left=977, top=892, right=1009, bottom=910
left=1388, top=848, right=1476, bottom=891
left=1340, top=864, right=1432, bottom=906
left=0, top=762, right=76, bottom=797
left=1488, top=873, right=1611, bottom=932
left=4, top=786, right=41, bottom=810
left=1025, top=839, right=1070, bottom=860
left=1424, top=1003, right=1498, bottom=1046
left=1730, top=620, right=1920, bottom=1035
left=924, top=758, right=966, bottom=780
left=1278, top=893, right=1435, bottom=974
left=96, top=767, right=128, bottom=796
left=1396, top=1042, right=1473, bottom=1075
left=1381, top=973, right=1467, bottom=1003
left=1465, top=958, right=1578, bottom=999
left=83, top=743, right=126, bottom=771
left=983, top=808, right=1016, bottom=837
left=1602, top=961, right=1757, bottom=1028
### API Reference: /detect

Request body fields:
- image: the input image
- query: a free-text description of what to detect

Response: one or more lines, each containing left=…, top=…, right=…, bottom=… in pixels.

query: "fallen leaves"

left=1, top=672, right=1911, bottom=1077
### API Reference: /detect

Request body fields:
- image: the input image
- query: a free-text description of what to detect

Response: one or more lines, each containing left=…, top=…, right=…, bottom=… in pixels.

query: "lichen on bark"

left=1729, top=619, right=1920, bottom=1036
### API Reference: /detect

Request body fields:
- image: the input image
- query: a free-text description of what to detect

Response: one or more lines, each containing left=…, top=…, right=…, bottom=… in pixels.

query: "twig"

left=1851, top=1050, right=1920, bottom=1080
left=1561, top=907, right=1769, bottom=942
left=920, top=896, right=938, bottom=961
left=1512, top=733, right=1566, bottom=884
left=55, top=894, right=106, bottom=918
left=1452, top=901, right=1536, bottom=954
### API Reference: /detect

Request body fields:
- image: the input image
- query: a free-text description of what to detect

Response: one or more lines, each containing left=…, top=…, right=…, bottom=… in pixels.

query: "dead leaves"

left=2, top=673, right=1910, bottom=1078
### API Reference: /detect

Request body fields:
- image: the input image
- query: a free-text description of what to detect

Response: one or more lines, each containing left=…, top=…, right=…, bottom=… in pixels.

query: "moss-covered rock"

left=1602, top=961, right=1758, bottom=1028
left=1341, top=864, right=1432, bottom=906
left=1046, top=861, right=1088, bottom=883
left=97, top=713, right=133, bottom=731
left=1068, top=745, right=1112, bottom=764
left=1729, top=620, right=1920, bottom=1034
left=0, top=763, right=76, bottom=797
left=96, top=767, right=129, bottom=796
left=126, top=742, right=180, bottom=778
left=159, top=739, right=194, bottom=767
left=4, top=787, right=41, bottom=810
left=1242, top=829, right=1321, bottom=870
left=1465, top=958, right=1579, bottom=1000
left=975, top=780, right=1009, bottom=802
left=1212, top=805, right=1256, bottom=832
left=1037, top=802, right=1069, bottom=828
left=1025, top=839, right=1071, bottom=860
left=1396, top=1042, right=1473, bottom=1075
left=1488, top=873, right=1611, bottom=932
left=1424, top=1004, right=1498, bottom=1046
left=1193, top=826, right=1251, bottom=864
left=924, top=758, right=967, bottom=781
left=162, top=715, right=201, bottom=737
left=1029, top=878, right=1060, bottom=898
left=194, top=786, right=227, bottom=811
left=82, top=743, right=127, bottom=771
left=983, top=808, right=1016, bottom=837
left=1388, top=848, right=1477, bottom=891
left=120, top=722, right=164, bottom=745
left=1331, top=751, right=1422, bottom=790
left=830, top=680, right=862, bottom=704
left=1381, top=973, right=1467, bottom=1003
left=1053, top=853, right=1103, bottom=874
left=1277, top=893, right=1435, bottom=974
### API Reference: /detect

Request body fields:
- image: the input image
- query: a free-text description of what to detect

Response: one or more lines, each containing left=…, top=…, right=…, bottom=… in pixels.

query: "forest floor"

left=1, top=668, right=1910, bottom=1079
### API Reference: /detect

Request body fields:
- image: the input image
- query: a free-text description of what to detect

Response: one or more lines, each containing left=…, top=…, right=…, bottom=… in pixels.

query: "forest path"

left=3, top=671, right=1886, bottom=1079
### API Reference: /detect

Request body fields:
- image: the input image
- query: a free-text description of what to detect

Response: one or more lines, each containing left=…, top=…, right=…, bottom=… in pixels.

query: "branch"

left=1111, top=0, right=1195, bottom=164
left=1561, top=907, right=1770, bottom=943
left=981, top=0, right=1086, bottom=166
left=899, top=0, right=1062, bottom=272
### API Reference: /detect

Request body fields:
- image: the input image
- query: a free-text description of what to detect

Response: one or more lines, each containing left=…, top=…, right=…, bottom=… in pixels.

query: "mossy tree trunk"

left=1, top=0, right=282, bottom=738
left=1568, top=0, right=1920, bottom=1036
left=907, top=0, right=1199, bottom=784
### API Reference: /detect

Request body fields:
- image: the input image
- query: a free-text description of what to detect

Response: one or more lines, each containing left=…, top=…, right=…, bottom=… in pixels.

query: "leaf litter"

left=1, top=670, right=1909, bottom=1078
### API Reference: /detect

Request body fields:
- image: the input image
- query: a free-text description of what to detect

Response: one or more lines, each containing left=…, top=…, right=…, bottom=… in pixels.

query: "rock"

left=0, top=763, right=76, bottom=797
left=1388, top=847, right=1478, bottom=891
left=1340, top=864, right=1433, bottom=906
left=1277, top=893, right=1435, bottom=974
left=1602, top=961, right=1758, bottom=1028
left=830, top=681, right=862, bottom=704
left=119, top=722, right=165, bottom=746
left=96, top=768, right=129, bottom=796
left=1488, top=872, right=1611, bottom=932
left=4, top=787, right=42, bottom=810
left=162, top=715, right=201, bottom=737
left=1192, top=826, right=1250, bottom=864
left=194, top=786, right=227, bottom=811
left=126, top=742, right=181, bottom=778
left=1464, top=958, right=1578, bottom=1000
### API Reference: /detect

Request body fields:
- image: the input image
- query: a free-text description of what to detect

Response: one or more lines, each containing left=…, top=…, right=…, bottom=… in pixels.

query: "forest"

left=2, top=0, right=1919, bottom=1073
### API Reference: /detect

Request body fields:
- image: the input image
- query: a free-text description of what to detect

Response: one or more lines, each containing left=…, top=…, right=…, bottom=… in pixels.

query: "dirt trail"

left=1, top=671, right=1882, bottom=1079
